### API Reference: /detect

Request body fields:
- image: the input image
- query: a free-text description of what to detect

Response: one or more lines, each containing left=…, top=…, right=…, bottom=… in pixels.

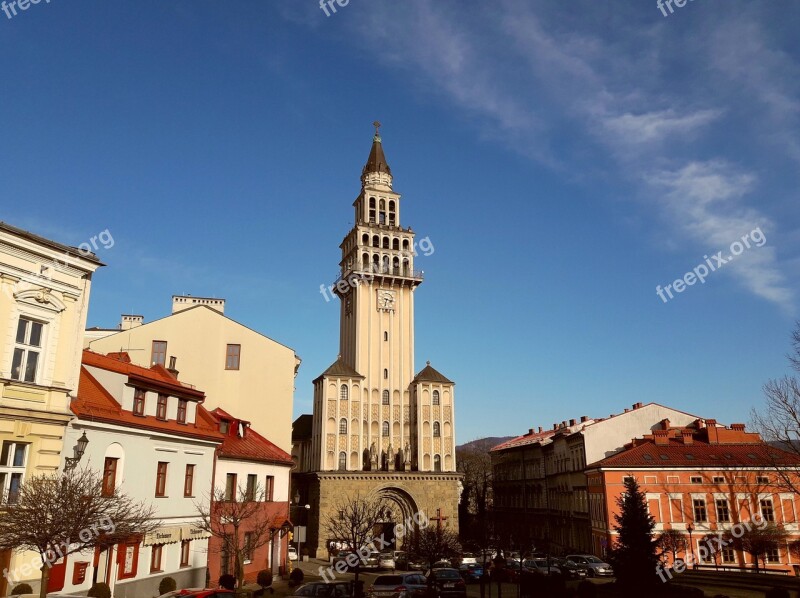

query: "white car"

left=379, top=553, right=396, bottom=570
left=460, top=553, right=477, bottom=565
left=288, top=546, right=299, bottom=561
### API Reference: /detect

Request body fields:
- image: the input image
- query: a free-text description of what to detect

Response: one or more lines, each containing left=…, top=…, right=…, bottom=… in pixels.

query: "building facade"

left=0, top=222, right=103, bottom=596
left=586, top=420, right=800, bottom=574
left=294, top=125, right=462, bottom=557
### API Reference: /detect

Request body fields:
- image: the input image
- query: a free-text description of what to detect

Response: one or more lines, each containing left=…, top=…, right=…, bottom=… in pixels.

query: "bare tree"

left=656, top=529, right=687, bottom=564
left=410, top=525, right=462, bottom=571
left=195, top=482, right=282, bottom=589
left=0, top=467, right=156, bottom=598
left=323, top=492, right=388, bottom=585
left=721, top=524, right=792, bottom=573
left=752, top=322, right=800, bottom=494
left=457, top=440, right=494, bottom=550
left=699, top=533, right=721, bottom=569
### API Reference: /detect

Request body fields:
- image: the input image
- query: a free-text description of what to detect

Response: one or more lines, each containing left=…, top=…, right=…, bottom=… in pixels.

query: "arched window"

left=384, top=331, right=388, bottom=341
left=392, top=257, right=400, bottom=274
left=433, top=390, right=440, bottom=405
left=362, top=253, right=370, bottom=270
left=402, top=239, right=410, bottom=251
left=340, top=385, right=349, bottom=401
left=372, top=235, right=380, bottom=248
left=434, top=455, right=442, bottom=472
left=383, top=369, right=388, bottom=379
left=362, top=233, right=369, bottom=245
left=369, top=197, right=376, bottom=209
left=382, top=237, right=389, bottom=249
left=382, top=421, right=390, bottom=437
left=382, top=255, right=390, bottom=272
left=340, top=419, right=348, bottom=435
left=382, top=390, right=389, bottom=405
left=392, top=238, right=399, bottom=250
left=339, top=452, right=347, bottom=470
left=380, top=199, right=386, bottom=210
left=389, top=200, right=395, bottom=213
left=433, top=422, right=441, bottom=437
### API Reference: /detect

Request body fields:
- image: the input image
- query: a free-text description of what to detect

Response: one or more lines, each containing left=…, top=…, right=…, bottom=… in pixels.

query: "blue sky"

left=2, top=1, right=799, bottom=444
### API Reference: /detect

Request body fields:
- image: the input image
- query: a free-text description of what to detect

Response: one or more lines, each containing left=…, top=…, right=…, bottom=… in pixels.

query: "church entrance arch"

left=372, top=486, right=420, bottom=550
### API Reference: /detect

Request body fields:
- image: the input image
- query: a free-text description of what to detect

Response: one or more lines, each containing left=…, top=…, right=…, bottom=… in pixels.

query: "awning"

left=144, top=526, right=182, bottom=546
left=182, top=524, right=211, bottom=541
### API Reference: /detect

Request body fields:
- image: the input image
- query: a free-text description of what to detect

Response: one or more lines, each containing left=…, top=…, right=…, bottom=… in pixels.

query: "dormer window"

left=220, top=420, right=229, bottom=434
left=177, top=400, right=187, bottom=424
left=133, top=389, right=146, bottom=416
left=156, top=394, right=168, bottom=420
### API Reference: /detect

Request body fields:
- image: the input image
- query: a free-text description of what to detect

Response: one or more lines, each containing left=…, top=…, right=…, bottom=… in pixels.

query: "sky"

left=2, top=1, right=799, bottom=444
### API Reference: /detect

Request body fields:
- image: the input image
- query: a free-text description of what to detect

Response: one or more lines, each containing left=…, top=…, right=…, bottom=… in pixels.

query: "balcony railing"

left=335, top=265, right=424, bottom=286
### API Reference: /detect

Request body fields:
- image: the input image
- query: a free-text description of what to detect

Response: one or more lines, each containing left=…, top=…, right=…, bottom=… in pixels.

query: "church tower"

left=299, top=124, right=461, bottom=557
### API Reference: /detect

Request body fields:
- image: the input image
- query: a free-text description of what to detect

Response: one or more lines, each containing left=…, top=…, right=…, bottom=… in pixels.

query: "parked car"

left=522, top=558, right=561, bottom=576
left=333, top=551, right=358, bottom=570
left=394, top=551, right=408, bottom=569
left=564, top=554, right=614, bottom=577
left=158, top=591, right=234, bottom=598
left=426, top=568, right=467, bottom=598
left=369, top=573, right=428, bottom=598
left=292, top=582, right=353, bottom=598
left=459, top=553, right=477, bottom=565
left=288, top=546, right=299, bottom=561
left=552, top=558, right=587, bottom=579
left=430, top=560, right=452, bottom=572
left=366, top=551, right=382, bottom=569
left=380, top=553, right=397, bottom=570
left=407, top=557, right=427, bottom=571
left=458, top=563, right=484, bottom=583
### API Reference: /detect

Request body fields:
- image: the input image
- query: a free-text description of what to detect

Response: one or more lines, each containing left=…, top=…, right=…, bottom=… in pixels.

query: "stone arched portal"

left=372, top=485, right=420, bottom=550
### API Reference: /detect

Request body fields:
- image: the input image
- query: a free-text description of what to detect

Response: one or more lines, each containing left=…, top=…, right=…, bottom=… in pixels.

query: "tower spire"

left=362, top=121, right=392, bottom=177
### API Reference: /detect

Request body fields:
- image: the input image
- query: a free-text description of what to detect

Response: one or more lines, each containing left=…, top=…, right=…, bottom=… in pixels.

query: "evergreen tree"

left=608, top=476, right=660, bottom=594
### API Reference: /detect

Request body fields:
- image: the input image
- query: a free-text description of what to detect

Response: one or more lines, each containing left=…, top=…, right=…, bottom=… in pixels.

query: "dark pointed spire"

left=362, top=120, right=392, bottom=176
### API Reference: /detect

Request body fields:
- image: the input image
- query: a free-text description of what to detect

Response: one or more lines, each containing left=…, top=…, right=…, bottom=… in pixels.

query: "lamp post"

left=686, top=523, right=695, bottom=569
left=64, top=431, right=89, bottom=472
left=291, top=492, right=311, bottom=566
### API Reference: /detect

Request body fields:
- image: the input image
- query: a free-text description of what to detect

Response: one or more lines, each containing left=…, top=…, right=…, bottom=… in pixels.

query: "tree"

left=457, top=439, right=494, bottom=550
left=0, top=467, right=156, bottom=598
left=722, top=524, right=791, bottom=573
left=656, top=529, right=687, bottom=564
left=195, top=481, right=282, bottom=589
left=607, top=476, right=659, bottom=593
left=410, top=525, right=461, bottom=571
left=323, top=492, right=388, bottom=585
left=752, top=322, right=800, bottom=494
left=699, top=533, right=721, bottom=569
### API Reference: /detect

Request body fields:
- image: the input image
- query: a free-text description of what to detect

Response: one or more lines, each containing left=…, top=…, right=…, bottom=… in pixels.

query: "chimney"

left=580, top=415, right=588, bottom=423
left=624, top=408, right=630, bottom=413
left=569, top=419, right=576, bottom=426
left=553, top=423, right=558, bottom=431
left=706, top=419, right=720, bottom=444
left=730, top=423, right=746, bottom=432
left=167, top=356, right=179, bottom=379
left=529, top=429, right=534, bottom=435
left=695, top=418, right=706, bottom=429
left=654, top=430, right=670, bottom=446
left=661, top=418, right=671, bottom=430
left=172, top=294, right=226, bottom=315
left=120, top=314, right=143, bottom=330
left=681, top=430, right=694, bottom=445
left=562, top=420, right=567, bottom=427
left=538, top=426, right=543, bottom=433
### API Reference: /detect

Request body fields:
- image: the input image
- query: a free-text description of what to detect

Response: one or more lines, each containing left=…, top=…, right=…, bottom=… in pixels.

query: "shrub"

left=159, top=576, right=177, bottom=595
left=87, top=582, right=112, bottom=598
left=10, top=583, right=33, bottom=595
left=288, top=567, right=304, bottom=586
left=256, top=570, right=273, bottom=587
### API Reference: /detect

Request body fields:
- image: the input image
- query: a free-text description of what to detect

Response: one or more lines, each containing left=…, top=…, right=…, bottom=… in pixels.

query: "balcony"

left=335, top=264, right=424, bottom=287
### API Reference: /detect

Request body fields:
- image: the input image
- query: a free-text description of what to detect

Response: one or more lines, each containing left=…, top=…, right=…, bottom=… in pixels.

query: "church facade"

left=293, top=125, right=461, bottom=557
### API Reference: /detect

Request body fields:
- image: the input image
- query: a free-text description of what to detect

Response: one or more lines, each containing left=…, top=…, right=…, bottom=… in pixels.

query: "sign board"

left=295, top=525, right=306, bottom=543
left=144, top=526, right=182, bottom=546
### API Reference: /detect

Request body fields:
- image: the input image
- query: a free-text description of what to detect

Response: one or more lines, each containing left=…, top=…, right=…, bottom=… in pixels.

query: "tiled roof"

left=363, top=133, right=392, bottom=176
left=316, top=357, right=364, bottom=381
left=413, top=362, right=453, bottom=384
left=589, top=439, right=800, bottom=468
left=491, top=429, right=557, bottom=451
left=73, top=367, right=223, bottom=442
left=212, top=408, right=293, bottom=466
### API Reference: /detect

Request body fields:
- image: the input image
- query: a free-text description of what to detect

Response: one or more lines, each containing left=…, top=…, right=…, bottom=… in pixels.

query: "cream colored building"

left=295, top=125, right=462, bottom=556
left=88, top=300, right=300, bottom=452
left=0, top=221, right=103, bottom=595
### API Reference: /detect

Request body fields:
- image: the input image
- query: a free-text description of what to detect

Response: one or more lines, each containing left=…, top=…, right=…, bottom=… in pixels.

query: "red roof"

left=74, top=365, right=223, bottom=443
left=589, top=438, right=800, bottom=469
left=212, top=407, right=293, bottom=466
left=491, top=428, right=557, bottom=451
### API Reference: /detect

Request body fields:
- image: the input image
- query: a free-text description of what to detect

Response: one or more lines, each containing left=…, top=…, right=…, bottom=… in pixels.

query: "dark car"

left=564, top=554, right=614, bottom=577
left=458, top=563, right=484, bottom=583
left=552, top=558, right=587, bottom=579
left=426, top=568, right=467, bottom=598
left=333, top=551, right=358, bottom=570
left=292, top=582, right=354, bottom=598
left=158, top=591, right=234, bottom=598
left=369, top=573, right=428, bottom=598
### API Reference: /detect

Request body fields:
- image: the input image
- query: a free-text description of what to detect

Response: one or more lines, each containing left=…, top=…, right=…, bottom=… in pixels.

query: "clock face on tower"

left=377, top=289, right=396, bottom=312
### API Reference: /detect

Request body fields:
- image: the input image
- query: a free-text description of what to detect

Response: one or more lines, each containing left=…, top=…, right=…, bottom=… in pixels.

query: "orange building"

left=586, top=419, right=800, bottom=575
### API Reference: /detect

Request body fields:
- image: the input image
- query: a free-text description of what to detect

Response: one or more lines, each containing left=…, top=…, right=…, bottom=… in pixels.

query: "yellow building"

left=0, top=221, right=103, bottom=595
left=88, top=299, right=300, bottom=452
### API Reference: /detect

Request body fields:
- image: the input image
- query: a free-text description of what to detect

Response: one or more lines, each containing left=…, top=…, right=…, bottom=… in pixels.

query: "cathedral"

left=292, top=124, right=462, bottom=557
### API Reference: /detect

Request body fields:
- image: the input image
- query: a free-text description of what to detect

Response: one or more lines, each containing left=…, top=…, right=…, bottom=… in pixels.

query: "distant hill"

left=457, top=437, right=514, bottom=452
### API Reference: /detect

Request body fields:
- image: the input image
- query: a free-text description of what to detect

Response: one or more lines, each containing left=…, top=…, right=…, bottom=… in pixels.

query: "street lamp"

left=686, top=523, right=695, bottom=569
left=64, top=432, right=89, bottom=472
left=290, top=499, right=311, bottom=565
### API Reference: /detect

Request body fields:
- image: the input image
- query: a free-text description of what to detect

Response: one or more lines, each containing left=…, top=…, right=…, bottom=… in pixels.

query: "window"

left=221, top=539, right=231, bottom=575
left=225, top=344, right=241, bottom=370
left=693, top=498, right=707, bottom=522
left=265, top=475, right=274, bottom=501
left=434, top=455, right=442, bottom=472
left=716, top=498, right=730, bottom=523
left=246, top=474, right=257, bottom=501
left=690, top=476, right=702, bottom=484
left=760, top=498, right=775, bottom=522
left=338, top=452, right=347, bottom=470
left=118, top=542, right=139, bottom=579
left=225, top=473, right=237, bottom=501
left=11, top=317, right=44, bottom=383
left=384, top=331, right=388, bottom=341
left=0, top=441, right=28, bottom=504
left=180, top=540, right=191, bottom=567
left=133, top=388, right=146, bottom=416
left=340, top=385, right=349, bottom=401
left=150, top=544, right=163, bottom=572
left=383, top=369, right=388, bottom=379
left=712, top=476, right=725, bottom=483
left=382, top=421, right=389, bottom=437
left=757, top=475, right=770, bottom=484
left=177, top=399, right=187, bottom=424
left=766, top=547, right=780, bottom=563
left=243, top=532, right=254, bottom=563
left=339, top=419, right=348, bottom=435
left=155, top=462, right=168, bottom=497
left=102, top=457, right=118, bottom=497
left=151, top=341, right=167, bottom=367
left=433, top=390, right=440, bottom=405
left=184, top=464, right=195, bottom=497
left=433, top=422, right=441, bottom=437
left=382, top=390, right=389, bottom=405
left=156, top=394, right=168, bottom=420
left=220, top=420, right=230, bottom=434
left=721, top=547, right=735, bottom=563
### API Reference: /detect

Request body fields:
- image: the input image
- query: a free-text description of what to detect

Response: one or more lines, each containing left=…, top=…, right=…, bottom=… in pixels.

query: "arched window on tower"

left=393, top=257, right=400, bottom=275
left=372, top=235, right=380, bottom=248
left=382, top=421, right=390, bottom=437
left=392, top=238, right=400, bottom=251
left=340, top=385, right=349, bottom=401
left=370, top=197, right=376, bottom=209
left=339, top=451, right=347, bottom=470
left=384, top=331, right=388, bottom=341
left=340, top=419, right=348, bottom=435
left=384, top=369, right=388, bottom=379
left=434, top=455, right=442, bottom=472
left=382, top=237, right=390, bottom=249
left=372, top=254, right=380, bottom=273
left=362, top=233, right=369, bottom=245
left=382, top=255, right=390, bottom=273
left=433, top=422, right=441, bottom=437
left=433, top=390, right=440, bottom=405
left=402, top=239, right=410, bottom=251
left=382, top=390, right=389, bottom=405
left=362, top=253, right=370, bottom=270
left=369, top=198, right=376, bottom=224
left=380, top=199, right=386, bottom=210
left=403, top=259, right=410, bottom=276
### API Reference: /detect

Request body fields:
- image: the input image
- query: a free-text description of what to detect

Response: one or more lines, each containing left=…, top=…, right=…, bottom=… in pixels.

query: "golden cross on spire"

left=373, top=120, right=382, bottom=135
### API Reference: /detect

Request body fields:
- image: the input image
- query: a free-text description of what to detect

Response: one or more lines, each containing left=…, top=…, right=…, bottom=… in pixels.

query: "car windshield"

left=434, top=570, right=461, bottom=579
left=584, top=556, right=603, bottom=563
left=375, top=576, right=403, bottom=586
